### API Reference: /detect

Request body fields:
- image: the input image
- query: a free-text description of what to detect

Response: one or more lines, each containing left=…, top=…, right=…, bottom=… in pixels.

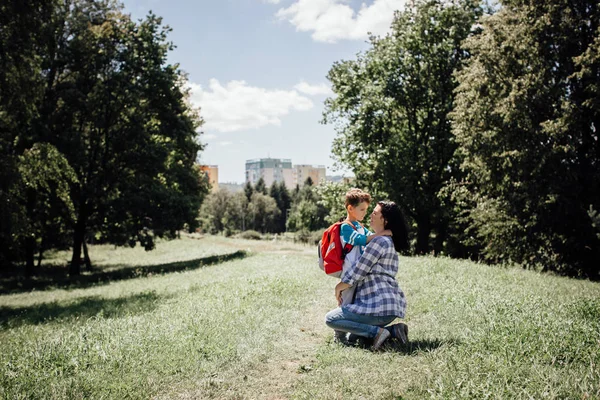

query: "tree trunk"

left=415, top=215, right=431, bottom=255
left=24, top=189, right=36, bottom=277
left=70, top=203, right=88, bottom=276
left=82, top=238, right=92, bottom=271
left=37, top=237, right=44, bottom=268
left=25, top=235, right=35, bottom=277
left=433, top=219, right=447, bottom=256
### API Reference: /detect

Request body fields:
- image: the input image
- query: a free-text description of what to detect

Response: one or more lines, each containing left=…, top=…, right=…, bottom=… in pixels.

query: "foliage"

left=451, top=0, right=600, bottom=277
left=285, top=181, right=328, bottom=232
left=0, top=1, right=209, bottom=274
left=243, top=181, right=254, bottom=202
left=238, top=230, right=262, bottom=240
left=254, top=177, right=268, bottom=195
left=316, top=181, right=352, bottom=225
left=248, top=192, right=280, bottom=233
left=323, top=0, right=483, bottom=254
left=269, top=181, right=292, bottom=233
left=590, top=206, right=600, bottom=240
left=225, top=191, right=249, bottom=233
left=199, top=189, right=232, bottom=234
left=17, top=144, right=78, bottom=273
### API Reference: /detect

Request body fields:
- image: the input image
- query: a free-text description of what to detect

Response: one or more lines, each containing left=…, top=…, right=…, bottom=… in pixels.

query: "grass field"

left=1, top=235, right=599, bottom=399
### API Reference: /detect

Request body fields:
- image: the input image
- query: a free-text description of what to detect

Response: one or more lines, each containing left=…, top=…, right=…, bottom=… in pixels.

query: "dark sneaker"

left=333, top=330, right=348, bottom=345
left=392, top=323, right=409, bottom=345
left=372, top=328, right=391, bottom=351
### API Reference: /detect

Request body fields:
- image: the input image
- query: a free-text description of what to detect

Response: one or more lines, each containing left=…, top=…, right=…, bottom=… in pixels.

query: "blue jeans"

left=325, top=307, right=397, bottom=339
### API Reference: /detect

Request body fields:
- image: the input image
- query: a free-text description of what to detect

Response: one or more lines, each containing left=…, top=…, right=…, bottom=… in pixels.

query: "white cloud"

left=219, top=141, right=233, bottom=146
left=263, top=0, right=281, bottom=3
left=203, top=133, right=217, bottom=140
left=276, top=0, right=406, bottom=43
left=188, top=79, right=314, bottom=133
left=294, top=81, right=333, bottom=96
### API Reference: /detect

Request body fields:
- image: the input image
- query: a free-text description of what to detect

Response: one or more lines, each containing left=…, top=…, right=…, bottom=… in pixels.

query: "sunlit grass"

left=0, top=237, right=599, bottom=399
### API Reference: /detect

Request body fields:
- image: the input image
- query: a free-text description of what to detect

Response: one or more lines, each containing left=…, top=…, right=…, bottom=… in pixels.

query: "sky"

left=120, top=0, right=408, bottom=183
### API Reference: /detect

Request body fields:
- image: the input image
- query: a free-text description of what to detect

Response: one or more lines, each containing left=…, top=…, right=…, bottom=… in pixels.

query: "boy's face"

left=347, top=201, right=369, bottom=222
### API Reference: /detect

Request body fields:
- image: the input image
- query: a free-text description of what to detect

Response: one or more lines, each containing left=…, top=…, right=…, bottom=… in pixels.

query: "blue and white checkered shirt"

left=341, top=236, right=406, bottom=317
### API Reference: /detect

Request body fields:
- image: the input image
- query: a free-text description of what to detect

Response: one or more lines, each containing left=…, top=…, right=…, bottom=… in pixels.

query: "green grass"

left=1, top=236, right=599, bottom=399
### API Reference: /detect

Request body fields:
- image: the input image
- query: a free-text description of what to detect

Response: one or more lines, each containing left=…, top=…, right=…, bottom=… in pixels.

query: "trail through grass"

left=1, top=235, right=599, bottom=399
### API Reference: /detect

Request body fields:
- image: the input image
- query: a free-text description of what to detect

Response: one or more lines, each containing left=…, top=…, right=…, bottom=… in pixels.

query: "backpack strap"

left=341, top=220, right=358, bottom=257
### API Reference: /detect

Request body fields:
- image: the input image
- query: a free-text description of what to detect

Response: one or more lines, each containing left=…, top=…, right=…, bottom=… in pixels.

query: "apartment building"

left=293, top=164, right=326, bottom=187
left=245, top=158, right=294, bottom=188
left=199, top=165, right=219, bottom=192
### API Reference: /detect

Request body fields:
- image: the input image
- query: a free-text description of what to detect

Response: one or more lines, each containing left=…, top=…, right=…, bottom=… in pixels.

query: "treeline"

left=324, top=0, right=600, bottom=278
left=199, top=177, right=346, bottom=238
left=0, top=1, right=209, bottom=275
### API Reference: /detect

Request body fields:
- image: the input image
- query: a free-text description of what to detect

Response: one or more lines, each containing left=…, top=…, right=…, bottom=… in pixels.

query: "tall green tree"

left=316, top=181, right=352, bottom=225
left=451, top=0, right=600, bottom=277
left=323, top=0, right=482, bottom=254
left=254, top=177, right=268, bottom=195
left=1, top=1, right=207, bottom=274
left=0, top=0, right=59, bottom=267
left=199, top=189, right=232, bottom=234
left=244, top=181, right=254, bottom=202
left=53, top=4, right=207, bottom=274
left=225, top=191, right=249, bottom=233
left=17, top=143, right=77, bottom=275
left=248, top=192, right=280, bottom=233
left=286, top=180, right=328, bottom=232
left=269, top=181, right=291, bottom=233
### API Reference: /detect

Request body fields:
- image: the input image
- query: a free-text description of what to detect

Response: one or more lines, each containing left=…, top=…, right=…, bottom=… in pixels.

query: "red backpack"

left=318, top=221, right=357, bottom=277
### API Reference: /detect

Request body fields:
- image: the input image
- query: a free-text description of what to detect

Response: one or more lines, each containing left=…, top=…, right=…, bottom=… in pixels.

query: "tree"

left=316, top=181, right=352, bottom=225
left=254, top=177, right=268, bottom=195
left=323, top=0, right=482, bottom=254
left=286, top=180, right=328, bottom=232
left=17, top=144, right=77, bottom=275
left=269, top=181, right=291, bottom=233
left=0, top=0, right=59, bottom=267
left=199, top=189, right=232, bottom=234
left=244, top=181, right=254, bottom=202
left=225, top=191, right=249, bottom=233
left=451, top=0, right=600, bottom=277
left=248, top=192, right=280, bottom=233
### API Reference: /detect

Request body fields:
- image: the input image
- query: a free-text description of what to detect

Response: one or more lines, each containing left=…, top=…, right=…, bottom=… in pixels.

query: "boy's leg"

left=325, top=307, right=396, bottom=339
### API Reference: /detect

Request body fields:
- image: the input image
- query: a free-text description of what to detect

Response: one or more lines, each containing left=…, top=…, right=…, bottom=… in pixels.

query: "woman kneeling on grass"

left=325, top=200, right=410, bottom=351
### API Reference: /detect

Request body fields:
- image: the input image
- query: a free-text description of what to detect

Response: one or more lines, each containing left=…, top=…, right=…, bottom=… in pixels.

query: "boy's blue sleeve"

left=341, top=223, right=367, bottom=246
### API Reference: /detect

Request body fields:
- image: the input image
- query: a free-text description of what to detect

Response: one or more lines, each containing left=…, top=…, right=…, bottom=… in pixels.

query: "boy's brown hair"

left=344, top=188, right=371, bottom=208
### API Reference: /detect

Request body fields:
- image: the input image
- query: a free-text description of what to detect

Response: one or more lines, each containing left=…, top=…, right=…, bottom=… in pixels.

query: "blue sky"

left=120, top=0, right=407, bottom=183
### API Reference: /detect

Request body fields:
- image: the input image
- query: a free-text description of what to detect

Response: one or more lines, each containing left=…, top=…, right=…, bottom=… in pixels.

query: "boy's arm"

left=341, top=223, right=368, bottom=246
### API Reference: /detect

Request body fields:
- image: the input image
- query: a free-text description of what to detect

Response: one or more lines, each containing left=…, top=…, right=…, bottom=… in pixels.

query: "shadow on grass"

left=0, top=290, right=165, bottom=329
left=0, top=250, right=248, bottom=295
left=342, top=337, right=455, bottom=355
left=387, top=338, right=456, bottom=355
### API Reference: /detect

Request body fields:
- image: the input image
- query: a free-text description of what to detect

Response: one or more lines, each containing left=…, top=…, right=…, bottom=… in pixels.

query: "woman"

left=325, top=200, right=409, bottom=350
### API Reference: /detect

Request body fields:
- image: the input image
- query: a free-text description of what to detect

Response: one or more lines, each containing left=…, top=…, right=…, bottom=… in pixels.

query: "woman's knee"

left=325, top=308, right=343, bottom=326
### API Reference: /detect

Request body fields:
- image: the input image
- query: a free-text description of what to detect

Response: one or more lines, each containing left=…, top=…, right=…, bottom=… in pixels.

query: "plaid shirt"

left=341, top=236, right=406, bottom=317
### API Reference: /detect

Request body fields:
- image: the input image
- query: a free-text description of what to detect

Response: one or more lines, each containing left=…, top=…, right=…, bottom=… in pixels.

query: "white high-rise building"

left=245, top=158, right=294, bottom=188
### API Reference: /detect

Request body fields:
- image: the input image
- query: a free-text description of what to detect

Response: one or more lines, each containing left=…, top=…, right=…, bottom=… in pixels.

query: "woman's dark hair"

left=378, top=201, right=409, bottom=253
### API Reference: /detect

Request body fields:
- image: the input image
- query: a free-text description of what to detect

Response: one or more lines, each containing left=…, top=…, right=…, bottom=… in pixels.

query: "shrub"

left=295, top=229, right=323, bottom=245
left=239, top=230, right=262, bottom=240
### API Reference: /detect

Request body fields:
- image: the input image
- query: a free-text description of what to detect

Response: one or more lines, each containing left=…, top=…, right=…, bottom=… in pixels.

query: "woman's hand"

left=335, top=282, right=351, bottom=306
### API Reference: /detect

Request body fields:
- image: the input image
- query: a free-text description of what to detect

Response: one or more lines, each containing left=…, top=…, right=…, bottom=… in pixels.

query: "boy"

left=334, top=188, right=391, bottom=343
